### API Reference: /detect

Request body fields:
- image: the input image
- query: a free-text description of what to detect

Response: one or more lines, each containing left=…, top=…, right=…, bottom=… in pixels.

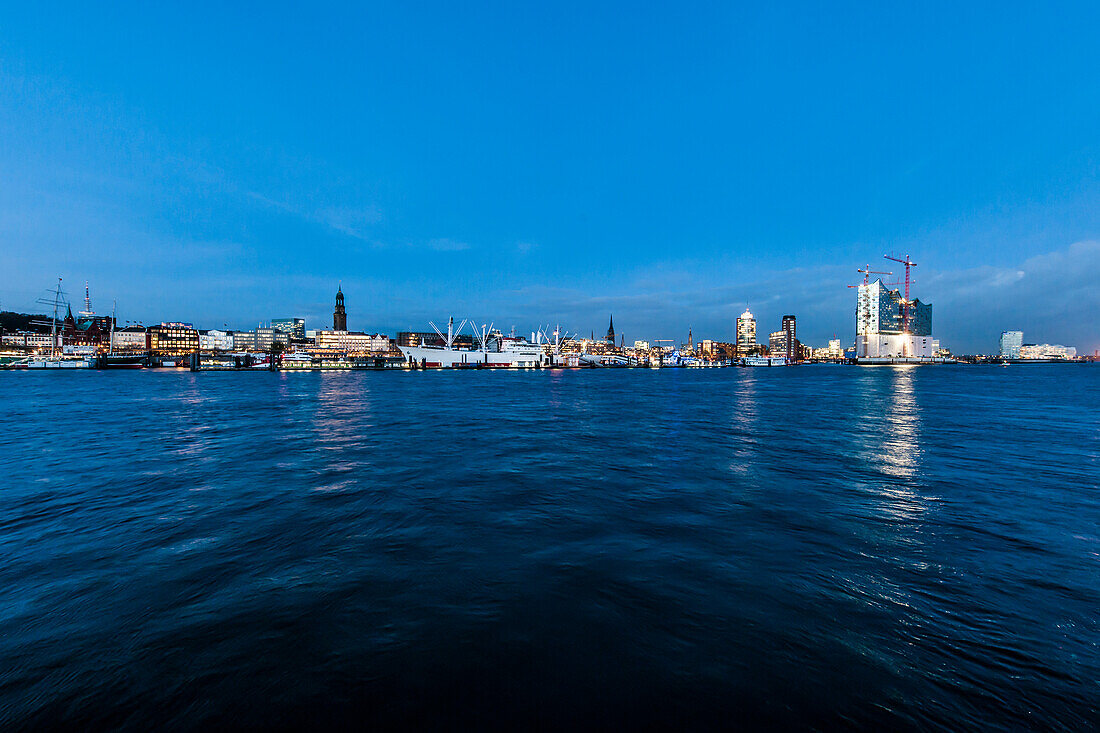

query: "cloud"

left=245, top=191, right=385, bottom=242
left=426, top=237, right=471, bottom=252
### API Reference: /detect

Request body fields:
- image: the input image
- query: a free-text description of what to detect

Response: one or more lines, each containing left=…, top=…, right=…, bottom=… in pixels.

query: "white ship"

left=399, top=318, right=549, bottom=368
left=741, top=355, right=789, bottom=367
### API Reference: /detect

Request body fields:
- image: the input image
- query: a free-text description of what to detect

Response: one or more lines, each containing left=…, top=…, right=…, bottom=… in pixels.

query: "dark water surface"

left=1, top=365, right=1097, bottom=730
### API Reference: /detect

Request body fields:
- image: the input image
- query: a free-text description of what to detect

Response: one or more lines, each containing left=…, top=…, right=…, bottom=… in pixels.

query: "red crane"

left=884, top=253, right=917, bottom=333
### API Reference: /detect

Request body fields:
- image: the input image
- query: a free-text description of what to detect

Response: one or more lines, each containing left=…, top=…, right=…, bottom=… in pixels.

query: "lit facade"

left=999, top=331, right=1023, bottom=358
left=315, top=331, right=391, bottom=353
left=856, top=279, right=934, bottom=358
left=148, top=323, right=199, bottom=355
left=272, top=318, right=306, bottom=340
left=199, top=329, right=233, bottom=351
left=112, top=326, right=149, bottom=351
left=736, top=309, right=756, bottom=350
left=1019, top=343, right=1076, bottom=359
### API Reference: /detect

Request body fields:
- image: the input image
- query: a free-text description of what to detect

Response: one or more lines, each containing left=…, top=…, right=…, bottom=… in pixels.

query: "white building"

left=1019, top=343, right=1076, bottom=360
left=199, top=329, right=234, bottom=351
left=999, top=331, right=1023, bottom=358
left=736, top=309, right=756, bottom=350
left=111, top=326, right=148, bottom=351
left=813, top=339, right=844, bottom=360
left=855, top=279, right=934, bottom=358
left=2, top=332, right=60, bottom=349
left=315, top=331, right=391, bottom=353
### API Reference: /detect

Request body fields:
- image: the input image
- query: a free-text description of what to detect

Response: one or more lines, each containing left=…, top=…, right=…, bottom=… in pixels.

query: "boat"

left=98, top=354, right=145, bottom=369
left=741, top=355, right=789, bottom=367
left=26, top=357, right=94, bottom=369
left=398, top=318, right=548, bottom=368
left=23, top=278, right=94, bottom=369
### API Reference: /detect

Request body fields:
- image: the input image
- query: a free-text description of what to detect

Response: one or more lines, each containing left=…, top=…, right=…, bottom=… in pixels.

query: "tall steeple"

left=333, top=285, right=347, bottom=331
left=605, top=314, right=615, bottom=345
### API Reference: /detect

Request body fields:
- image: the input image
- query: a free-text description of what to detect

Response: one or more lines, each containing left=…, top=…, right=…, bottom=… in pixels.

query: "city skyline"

left=2, top=3, right=1099, bottom=353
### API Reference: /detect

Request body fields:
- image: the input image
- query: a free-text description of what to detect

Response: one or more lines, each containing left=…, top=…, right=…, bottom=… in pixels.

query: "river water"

left=1, top=365, right=1097, bottom=729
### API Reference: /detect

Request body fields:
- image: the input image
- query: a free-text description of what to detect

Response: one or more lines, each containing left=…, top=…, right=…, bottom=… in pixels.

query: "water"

left=1, top=365, right=1097, bottom=730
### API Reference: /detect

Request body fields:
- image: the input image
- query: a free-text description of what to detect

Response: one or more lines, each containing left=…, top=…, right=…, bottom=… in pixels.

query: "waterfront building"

left=633, top=340, right=650, bottom=351
left=333, top=287, right=347, bottom=331
left=782, top=315, right=796, bottom=360
left=232, top=330, right=257, bottom=351
left=315, top=330, right=391, bottom=353
left=112, top=325, right=149, bottom=352
left=198, top=329, right=233, bottom=351
left=855, top=279, right=934, bottom=358
left=272, top=318, right=306, bottom=340
left=1, top=331, right=59, bottom=350
left=1019, top=343, right=1076, bottom=360
left=999, top=331, right=1023, bottom=358
left=736, top=309, right=757, bottom=352
left=813, top=338, right=844, bottom=360
left=60, top=304, right=113, bottom=350
left=148, top=323, right=199, bottom=355
left=768, top=330, right=785, bottom=357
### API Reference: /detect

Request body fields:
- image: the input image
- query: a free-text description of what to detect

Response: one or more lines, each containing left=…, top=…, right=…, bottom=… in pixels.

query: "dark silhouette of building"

left=333, top=286, right=347, bottom=331
left=782, top=315, right=796, bottom=360
left=606, top=314, right=615, bottom=345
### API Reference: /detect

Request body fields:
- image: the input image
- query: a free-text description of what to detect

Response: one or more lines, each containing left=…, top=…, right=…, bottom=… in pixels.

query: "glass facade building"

left=999, top=331, right=1023, bottom=358
left=272, top=318, right=306, bottom=340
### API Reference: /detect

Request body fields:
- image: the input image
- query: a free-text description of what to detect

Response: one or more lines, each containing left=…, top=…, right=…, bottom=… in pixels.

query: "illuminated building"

left=112, top=325, right=149, bottom=352
left=782, top=315, right=796, bottom=360
left=855, top=279, right=934, bottom=358
left=999, top=331, right=1023, bottom=358
left=316, top=331, right=391, bottom=353
left=736, top=309, right=756, bottom=352
left=1019, top=344, right=1076, bottom=359
left=198, top=329, right=233, bottom=351
left=272, top=318, right=306, bottom=340
left=148, top=323, right=199, bottom=355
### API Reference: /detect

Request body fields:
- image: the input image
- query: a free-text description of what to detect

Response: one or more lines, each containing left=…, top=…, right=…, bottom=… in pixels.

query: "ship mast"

left=51, top=278, right=62, bottom=358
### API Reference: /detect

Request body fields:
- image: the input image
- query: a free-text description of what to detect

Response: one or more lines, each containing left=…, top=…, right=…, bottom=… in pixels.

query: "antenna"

left=80, top=281, right=94, bottom=318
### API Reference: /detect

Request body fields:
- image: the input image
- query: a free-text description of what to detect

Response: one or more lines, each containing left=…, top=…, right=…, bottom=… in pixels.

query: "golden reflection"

left=882, top=366, right=920, bottom=480
left=311, top=372, right=375, bottom=475
left=867, top=365, right=930, bottom=523
left=728, top=370, right=759, bottom=475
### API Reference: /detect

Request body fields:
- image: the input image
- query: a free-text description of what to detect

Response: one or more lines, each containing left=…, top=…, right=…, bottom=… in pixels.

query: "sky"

left=1, top=1, right=1098, bottom=354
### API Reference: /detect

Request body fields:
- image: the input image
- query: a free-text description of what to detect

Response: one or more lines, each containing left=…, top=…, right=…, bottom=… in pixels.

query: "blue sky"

left=1, top=1, right=1098, bottom=353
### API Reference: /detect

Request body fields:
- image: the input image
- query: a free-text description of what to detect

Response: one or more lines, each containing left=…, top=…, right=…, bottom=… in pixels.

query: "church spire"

left=605, top=314, right=615, bottom=344
left=333, top=285, right=347, bottom=331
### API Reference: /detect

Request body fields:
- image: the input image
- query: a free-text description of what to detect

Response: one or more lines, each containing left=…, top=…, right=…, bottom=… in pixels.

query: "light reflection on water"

left=0, top=366, right=1096, bottom=730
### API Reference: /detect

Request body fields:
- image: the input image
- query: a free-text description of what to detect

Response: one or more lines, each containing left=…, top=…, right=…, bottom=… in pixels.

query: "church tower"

left=333, top=286, right=347, bottom=331
left=605, top=314, right=615, bottom=345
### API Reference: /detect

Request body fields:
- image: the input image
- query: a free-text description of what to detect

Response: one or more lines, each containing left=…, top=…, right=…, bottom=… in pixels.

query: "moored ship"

left=399, top=318, right=548, bottom=368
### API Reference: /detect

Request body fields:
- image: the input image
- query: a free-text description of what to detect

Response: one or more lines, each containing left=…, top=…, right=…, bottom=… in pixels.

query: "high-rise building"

left=999, top=331, right=1023, bottom=358
left=736, top=309, right=756, bottom=351
left=781, top=315, right=796, bottom=360
left=273, top=318, right=306, bottom=340
left=333, top=287, right=347, bottom=331
left=855, top=279, right=934, bottom=358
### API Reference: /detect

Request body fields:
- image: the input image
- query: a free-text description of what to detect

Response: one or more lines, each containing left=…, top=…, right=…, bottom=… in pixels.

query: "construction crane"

left=857, top=265, right=892, bottom=285
left=883, top=254, right=917, bottom=326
